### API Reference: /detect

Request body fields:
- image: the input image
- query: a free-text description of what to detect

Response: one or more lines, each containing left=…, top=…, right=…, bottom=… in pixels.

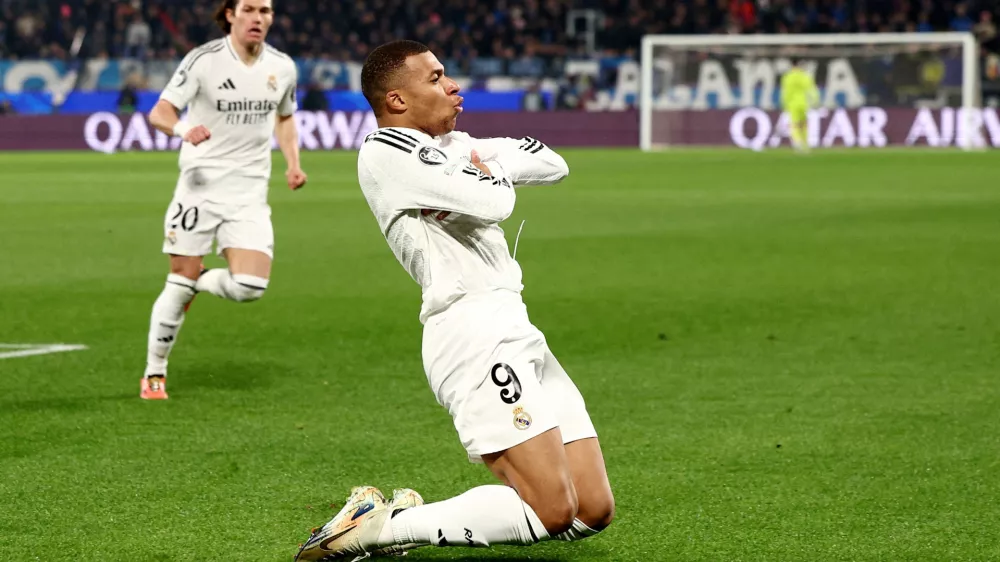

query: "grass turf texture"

left=1, top=149, right=998, bottom=561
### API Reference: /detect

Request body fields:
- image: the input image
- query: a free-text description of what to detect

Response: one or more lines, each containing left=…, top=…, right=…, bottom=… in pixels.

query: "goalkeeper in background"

left=781, top=58, right=820, bottom=152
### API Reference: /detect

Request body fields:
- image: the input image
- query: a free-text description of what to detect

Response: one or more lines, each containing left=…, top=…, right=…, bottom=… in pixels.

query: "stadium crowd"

left=2, top=0, right=1000, bottom=73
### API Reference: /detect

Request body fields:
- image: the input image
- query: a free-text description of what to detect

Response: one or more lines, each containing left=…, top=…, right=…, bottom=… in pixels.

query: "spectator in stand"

left=951, top=2, right=974, bottom=32
left=0, top=20, right=9, bottom=58
left=521, top=81, right=546, bottom=111
left=975, top=10, right=998, bottom=53
left=301, top=82, right=328, bottom=112
left=554, top=75, right=581, bottom=111
left=117, top=72, right=142, bottom=113
left=917, top=11, right=934, bottom=32
left=124, top=12, right=151, bottom=58
left=830, top=0, right=849, bottom=31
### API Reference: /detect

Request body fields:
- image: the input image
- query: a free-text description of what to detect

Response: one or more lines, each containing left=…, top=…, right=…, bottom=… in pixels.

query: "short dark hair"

left=214, top=0, right=238, bottom=34
left=361, top=40, right=431, bottom=116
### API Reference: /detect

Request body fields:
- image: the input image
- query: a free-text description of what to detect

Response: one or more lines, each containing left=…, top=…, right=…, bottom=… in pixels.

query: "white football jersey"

left=357, top=127, right=569, bottom=323
left=160, top=36, right=297, bottom=204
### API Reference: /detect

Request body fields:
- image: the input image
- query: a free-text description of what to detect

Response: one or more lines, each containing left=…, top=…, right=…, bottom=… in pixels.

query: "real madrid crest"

left=167, top=230, right=177, bottom=245
left=418, top=146, right=448, bottom=165
left=267, top=74, right=278, bottom=91
left=512, top=407, right=532, bottom=430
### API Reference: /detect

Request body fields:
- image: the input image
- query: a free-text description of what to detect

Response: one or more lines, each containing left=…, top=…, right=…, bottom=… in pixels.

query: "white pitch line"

left=0, top=344, right=89, bottom=360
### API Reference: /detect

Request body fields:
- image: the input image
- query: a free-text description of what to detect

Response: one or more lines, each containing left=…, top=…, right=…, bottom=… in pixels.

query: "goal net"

left=639, top=33, right=983, bottom=150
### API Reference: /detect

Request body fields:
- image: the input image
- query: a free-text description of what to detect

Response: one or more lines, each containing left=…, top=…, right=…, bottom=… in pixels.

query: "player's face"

left=228, top=0, right=273, bottom=46
left=400, top=52, right=463, bottom=136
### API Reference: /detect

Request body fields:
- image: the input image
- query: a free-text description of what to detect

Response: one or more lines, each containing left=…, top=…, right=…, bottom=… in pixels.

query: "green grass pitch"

left=1, top=148, right=999, bottom=561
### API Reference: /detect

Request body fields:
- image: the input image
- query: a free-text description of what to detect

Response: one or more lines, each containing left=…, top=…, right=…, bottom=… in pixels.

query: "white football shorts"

left=422, top=289, right=598, bottom=463
left=161, top=175, right=274, bottom=259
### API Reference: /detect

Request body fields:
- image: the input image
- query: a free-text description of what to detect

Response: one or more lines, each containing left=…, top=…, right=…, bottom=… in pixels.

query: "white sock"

left=553, top=518, right=600, bottom=541
left=195, top=269, right=268, bottom=302
left=145, top=274, right=196, bottom=376
left=378, top=485, right=549, bottom=548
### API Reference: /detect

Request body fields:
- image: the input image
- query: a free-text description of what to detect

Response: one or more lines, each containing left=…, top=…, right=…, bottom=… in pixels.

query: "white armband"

left=172, top=121, right=193, bottom=138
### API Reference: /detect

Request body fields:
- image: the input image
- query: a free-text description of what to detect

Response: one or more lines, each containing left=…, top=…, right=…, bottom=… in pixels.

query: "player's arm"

left=452, top=132, right=569, bottom=186
left=149, top=99, right=182, bottom=136
left=360, top=139, right=516, bottom=224
left=276, top=67, right=306, bottom=190
left=150, top=50, right=210, bottom=145
left=807, top=75, right=820, bottom=108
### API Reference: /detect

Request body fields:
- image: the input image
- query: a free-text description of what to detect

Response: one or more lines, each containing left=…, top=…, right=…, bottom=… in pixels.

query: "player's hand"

left=184, top=125, right=211, bottom=146
left=286, top=167, right=308, bottom=190
left=470, top=150, right=491, bottom=176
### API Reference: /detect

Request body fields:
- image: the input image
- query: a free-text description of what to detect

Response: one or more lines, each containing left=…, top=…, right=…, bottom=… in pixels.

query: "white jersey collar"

left=225, top=35, right=266, bottom=67
left=379, top=126, right=435, bottom=143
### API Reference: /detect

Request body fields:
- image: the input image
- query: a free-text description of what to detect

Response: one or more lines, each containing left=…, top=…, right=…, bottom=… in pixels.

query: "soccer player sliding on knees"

left=140, top=0, right=306, bottom=400
left=295, top=40, right=614, bottom=561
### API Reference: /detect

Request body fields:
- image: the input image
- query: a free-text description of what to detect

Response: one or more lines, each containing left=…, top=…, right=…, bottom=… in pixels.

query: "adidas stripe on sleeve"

left=446, top=132, right=569, bottom=187
left=160, top=39, right=224, bottom=110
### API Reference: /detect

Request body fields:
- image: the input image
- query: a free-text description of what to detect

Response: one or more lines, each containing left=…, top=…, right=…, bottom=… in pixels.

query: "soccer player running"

left=140, top=0, right=306, bottom=400
left=781, top=58, right=820, bottom=153
left=295, top=40, right=614, bottom=560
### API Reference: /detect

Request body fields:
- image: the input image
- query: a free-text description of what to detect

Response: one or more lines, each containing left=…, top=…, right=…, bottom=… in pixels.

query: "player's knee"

left=229, top=274, right=268, bottom=302
left=542, top=498, right=579, bottom=535
left=578, top=490, right=615, bottom=531
left=532, top=488, right=578, bottom=535
left=169, top=257, right=202, bottom=280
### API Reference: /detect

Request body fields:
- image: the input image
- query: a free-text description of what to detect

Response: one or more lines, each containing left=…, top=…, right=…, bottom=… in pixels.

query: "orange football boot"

left=140, top=375, right=169, bottom=400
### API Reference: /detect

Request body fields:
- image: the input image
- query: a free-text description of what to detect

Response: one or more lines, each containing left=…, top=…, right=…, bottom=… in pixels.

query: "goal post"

left=639, top=32, right=981, bottom=150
